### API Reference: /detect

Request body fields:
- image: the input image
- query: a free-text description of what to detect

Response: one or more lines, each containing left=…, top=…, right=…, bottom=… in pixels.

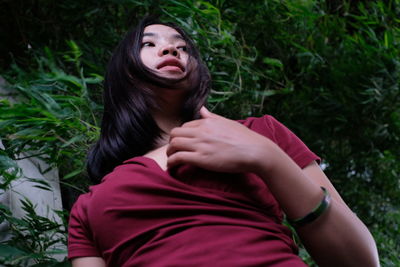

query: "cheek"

left=186, top=57, right=198, bottom=72
left=140, top=50, right=153, bottom=68
left=183, top=56, right=189, bottom=67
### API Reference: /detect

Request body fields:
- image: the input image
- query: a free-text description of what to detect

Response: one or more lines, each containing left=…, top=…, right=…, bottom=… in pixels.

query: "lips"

left=156, top=58, right=185, bottom=72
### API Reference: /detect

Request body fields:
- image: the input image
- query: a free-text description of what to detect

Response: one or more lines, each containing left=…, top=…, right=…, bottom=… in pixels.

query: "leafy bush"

left=1, top=0, right=399, bottom=265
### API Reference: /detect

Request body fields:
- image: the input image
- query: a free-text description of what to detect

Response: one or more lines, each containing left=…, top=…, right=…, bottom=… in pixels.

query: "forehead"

left=143, top=24, right=183, bottom=39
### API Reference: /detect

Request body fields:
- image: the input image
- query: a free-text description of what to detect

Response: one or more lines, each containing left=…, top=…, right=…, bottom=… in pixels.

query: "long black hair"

left=87, top=17, right=211, bottom=183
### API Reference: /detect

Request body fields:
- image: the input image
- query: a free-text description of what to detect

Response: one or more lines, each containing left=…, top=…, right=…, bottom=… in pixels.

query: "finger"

left=199, top=106, right=213, bottom=119
left=169, top=127, right=198, bottom=139
left=167, top=151, right=202, bottom=169
left=166, top=137, right=197, bottom=156
left=200, top=106, right=224, bottom=120
left=200, top=106, right=221, bottom=119
left=180, top=119, right=203, bottom=128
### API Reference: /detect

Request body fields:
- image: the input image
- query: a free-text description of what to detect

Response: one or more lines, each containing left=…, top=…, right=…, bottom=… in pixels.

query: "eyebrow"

left=142, top=32, right=185, bottom=41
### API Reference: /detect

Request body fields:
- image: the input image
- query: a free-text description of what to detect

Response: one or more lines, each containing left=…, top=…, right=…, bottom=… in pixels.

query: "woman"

left=68, top=17, right=379, bottom=266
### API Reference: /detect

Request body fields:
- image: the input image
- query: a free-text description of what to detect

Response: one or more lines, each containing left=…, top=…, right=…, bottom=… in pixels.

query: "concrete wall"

left=0, top=76, right=66, bottom=259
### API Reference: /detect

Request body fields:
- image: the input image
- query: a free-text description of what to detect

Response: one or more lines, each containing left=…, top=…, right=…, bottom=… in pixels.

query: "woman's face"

left=140, top=24, right=190, bottom=81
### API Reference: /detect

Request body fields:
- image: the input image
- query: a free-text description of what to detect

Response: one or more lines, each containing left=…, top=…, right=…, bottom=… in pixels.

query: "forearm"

left=297, top=200, right=379, bottom=267
left=254, top=141, right=379, bottom=267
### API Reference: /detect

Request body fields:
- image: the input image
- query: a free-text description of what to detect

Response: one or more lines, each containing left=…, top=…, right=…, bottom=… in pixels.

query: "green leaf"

left=63, top=169, right=83, bottom=180
left=0, top=244, right=25, bottom=258
left=262, top=57, right=284, bottom=69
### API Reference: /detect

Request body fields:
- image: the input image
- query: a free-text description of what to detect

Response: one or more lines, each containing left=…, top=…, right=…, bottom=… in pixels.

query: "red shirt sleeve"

left=68, top=194, right=101, bottom=260
left=240, top=115, right=320, bottom=169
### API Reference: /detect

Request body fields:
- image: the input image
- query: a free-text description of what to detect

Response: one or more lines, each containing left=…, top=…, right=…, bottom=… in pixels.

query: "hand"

left=166, top=107, right=278, bottom=173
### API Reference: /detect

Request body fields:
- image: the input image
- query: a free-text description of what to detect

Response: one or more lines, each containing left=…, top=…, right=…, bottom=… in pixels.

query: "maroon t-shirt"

left=68, top=115, right=320, bottom=266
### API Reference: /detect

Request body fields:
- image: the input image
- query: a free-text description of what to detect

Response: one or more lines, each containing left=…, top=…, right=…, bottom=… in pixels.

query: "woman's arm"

left=255, top=153, right=379, bottom=267
left=167, top=107, right=379, bottom=267
left=297, top=162, right=379, bottom=266
left=72, top=257, right=106, bottom=267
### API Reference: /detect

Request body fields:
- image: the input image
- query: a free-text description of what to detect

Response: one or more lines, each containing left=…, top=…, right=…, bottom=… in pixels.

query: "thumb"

left=199, top=106, right=217, bottom=119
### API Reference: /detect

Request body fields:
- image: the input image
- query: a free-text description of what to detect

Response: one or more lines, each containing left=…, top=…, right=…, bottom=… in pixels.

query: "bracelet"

left=287, top=187, right=331, bottom=227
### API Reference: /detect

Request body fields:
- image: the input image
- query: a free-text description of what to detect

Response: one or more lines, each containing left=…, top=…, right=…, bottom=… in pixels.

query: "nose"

left=159, top=45, right=179, bottom=58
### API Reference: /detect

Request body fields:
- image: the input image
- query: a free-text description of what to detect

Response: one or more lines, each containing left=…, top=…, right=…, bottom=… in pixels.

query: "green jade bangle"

left=288, top=187, right=331, bottom=227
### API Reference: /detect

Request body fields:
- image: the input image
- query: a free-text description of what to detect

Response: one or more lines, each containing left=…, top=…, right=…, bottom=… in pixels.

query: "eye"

left=178, top=46, right=187, bottom=52
left=141, top=42, right=155, bottom=48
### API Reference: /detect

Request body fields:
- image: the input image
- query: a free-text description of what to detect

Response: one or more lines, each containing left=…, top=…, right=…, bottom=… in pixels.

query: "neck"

left=151, top=87, right=187, bottom=146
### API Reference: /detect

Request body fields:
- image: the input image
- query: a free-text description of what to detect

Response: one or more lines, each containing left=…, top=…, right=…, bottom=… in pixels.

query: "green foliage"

left=1, top=44, right=102, bottom=190
left=0, top=198, right=69, bottom=266
left=1, top=0, right=399, bottom=265
left=0, top=152, right=23, bottom=190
